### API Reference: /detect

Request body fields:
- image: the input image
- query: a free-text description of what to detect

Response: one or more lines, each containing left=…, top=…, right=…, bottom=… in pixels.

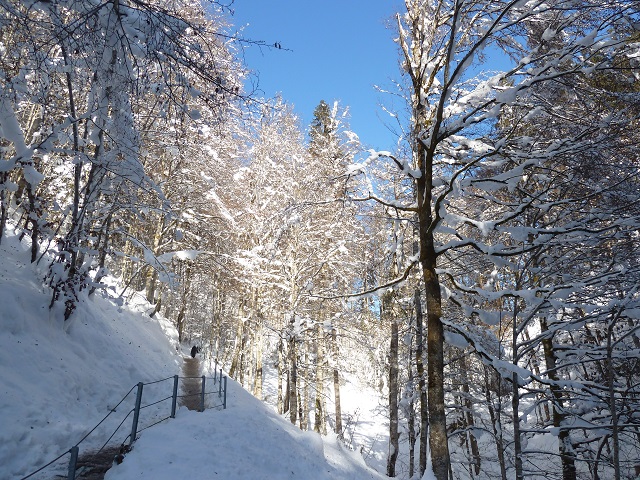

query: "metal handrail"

left=18, top=367, right=228, bottom=480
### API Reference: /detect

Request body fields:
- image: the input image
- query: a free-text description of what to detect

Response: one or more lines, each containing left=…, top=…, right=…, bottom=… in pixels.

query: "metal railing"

left=18, top=365, right=227, bottom=480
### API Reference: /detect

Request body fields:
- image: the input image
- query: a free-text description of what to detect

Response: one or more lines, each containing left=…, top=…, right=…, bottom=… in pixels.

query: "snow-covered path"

left=180, top=356, right=202, bottom=411
left=105, top=377, right=386, bottom=480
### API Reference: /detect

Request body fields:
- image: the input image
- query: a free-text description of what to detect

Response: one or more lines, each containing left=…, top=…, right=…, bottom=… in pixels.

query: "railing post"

left=218, top=369, right=223, bottom=397
left=200, top=375, right=206, bottom=412
left=67, top=445, right=79, bottom=480
left=171, top=375, right=179, bottom=418
left=214, top=361, right=218, bottom=384
left=223, top=376, right=227, bottom=409
left=129, top=382, right=144, bottom=446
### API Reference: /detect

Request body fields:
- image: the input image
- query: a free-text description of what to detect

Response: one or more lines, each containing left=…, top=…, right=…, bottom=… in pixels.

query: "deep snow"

left=0, top=229, right=386, bottom=479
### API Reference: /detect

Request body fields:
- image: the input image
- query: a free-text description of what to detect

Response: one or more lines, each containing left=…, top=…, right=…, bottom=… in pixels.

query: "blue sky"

left=229, top=1, right=406, bottom=151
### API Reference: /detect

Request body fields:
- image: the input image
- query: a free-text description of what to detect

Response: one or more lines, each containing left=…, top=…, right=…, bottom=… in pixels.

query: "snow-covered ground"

left=0, top=229, right=386, bottom=479
left=105, top=382, right=383, bottom=480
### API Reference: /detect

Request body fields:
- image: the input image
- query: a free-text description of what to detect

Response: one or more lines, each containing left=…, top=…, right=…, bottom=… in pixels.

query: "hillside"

left=0, top=230, right=385, bottom=480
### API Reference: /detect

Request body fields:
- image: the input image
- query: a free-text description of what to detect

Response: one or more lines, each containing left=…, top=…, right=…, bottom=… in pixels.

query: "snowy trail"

left=180, top=356, right=202, bottom=411
left=105, top=377, right=386, bottom=480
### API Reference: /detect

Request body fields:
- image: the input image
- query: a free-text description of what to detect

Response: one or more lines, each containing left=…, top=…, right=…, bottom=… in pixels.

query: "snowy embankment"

left=0, top=230, right=384, bottom=480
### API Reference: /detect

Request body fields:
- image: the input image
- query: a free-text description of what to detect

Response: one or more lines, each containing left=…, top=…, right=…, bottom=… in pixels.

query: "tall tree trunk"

left=175, top=264, right=192, bottom=344
left=289, top=337, right=298, bottom=425
left=512, top=303, right=524, bottom=480
left=408, top=336, right=416, bottom=479
left=89, top=211, right=113, bottom=296
left=228, top=315, right=244, bottom=379
left=421, top=225, right=449, bottom=479
left=484, top=365, right=507, bottom=480
left=410, top=77, right=449, bottom=477
left=301, top=342, right=309, bottom=431
left=278, top=338, right=285, bottom=414
left=540, top=316, right=577, bottom=480
left=25, top=181, right=38, bottom=262
left=460, top=355, right=480, bottom=475
left=605, top=314, right=621, bottom=480
left=238, top=326, right=247, bottom=387
left=145, top=217, right=165, bottom=304
left=387, top=313, right=399, bottom=477
left=415, top=288, right=428, bottom=476
left=284, top=369, right=290, bottom=414
left=314, top=322, right=326, bottom=434
left=254, top=325, right=263, bottom=400
left=332, top=327, right=342, bottom=436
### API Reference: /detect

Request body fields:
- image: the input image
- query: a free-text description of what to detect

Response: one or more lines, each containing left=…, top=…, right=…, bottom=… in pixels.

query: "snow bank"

left=0, top=231, right=182, bottom=478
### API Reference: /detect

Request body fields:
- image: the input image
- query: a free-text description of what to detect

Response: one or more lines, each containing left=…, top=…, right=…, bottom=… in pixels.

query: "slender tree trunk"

left=145, top=218, right=165, bottom=304
left=254, top=334, right=263, bottom=400
left=412, top=96, right=449, bottom=477
left=332, top=327, right=342, bottom=436
left=512, top=304, right=524, bottom=480
left=289, top=337, right=298, bottom=425
left=540, top=316, right=577, bottom=480
left=408, top=339, right=416, bottom=479
left=314, top=322, right=326, bottom=434
left=284, top=369, right=290, bottom=414
left=228, top=316, right=244, bottom=379
left=606, top=315, right=621, bottom=480
left=422, top=249, right=449, bottom=479
left=460, top=355, right=480, bottom=475
left=238, top=326, right=247, bottom=387
left=415, top=288, right=428, bottom=476
left=301, top=342, right=309, bottom=431
left=387, top=312, right=399, bottom=477
left=89, top=212, right=113, bottom=296
left=175, top=264, right=192, bottom=344
left=484, top=366, right=507, bottom=480
left=278, top=338, right=284, bottom=414
left=25, top=182, right=38, bottom=262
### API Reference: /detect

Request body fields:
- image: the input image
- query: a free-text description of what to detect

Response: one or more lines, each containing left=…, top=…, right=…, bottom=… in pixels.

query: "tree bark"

left=332, top=327, right=342, bottom=436
left=484, top=365, right=507, bottom=480
left=460, top=355, right=480, bottom=475
left=415, top=288, right=428, bottom=476
left=540, top=316, right=577, bottom=480
left=301, top=342, right=309, bottom=430
left=278, top=338, right=284, bottom=414
left=512, top=302, right=524, bottom=480
left=386, top=312, right=399, bottom=477
left=289, top=337, right=298, bottom=425
left=408, top=307, right=416, bottom=479
left=605, top=315, right=621, bottom=480
left=314, top=322, right=326, bottom=434
left=254, top=325, right=263, bottom=400
left=419, top=189, right=449, bottom=480
left=175, top=264, right=192, bottom=344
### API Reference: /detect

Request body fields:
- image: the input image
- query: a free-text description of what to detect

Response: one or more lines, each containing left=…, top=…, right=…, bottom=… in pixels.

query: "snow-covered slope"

left=0, top=230, right=384, bottom=479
